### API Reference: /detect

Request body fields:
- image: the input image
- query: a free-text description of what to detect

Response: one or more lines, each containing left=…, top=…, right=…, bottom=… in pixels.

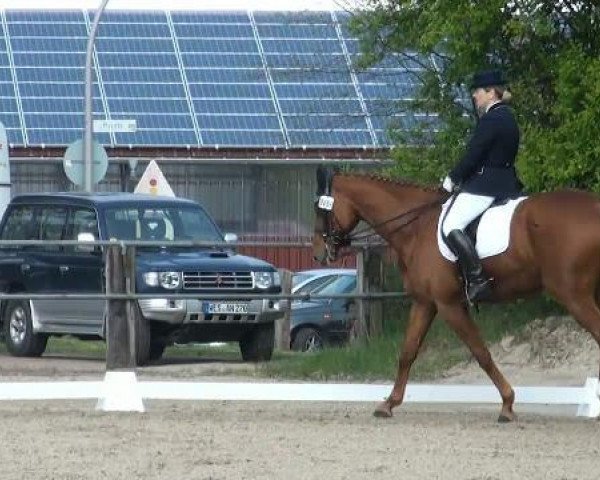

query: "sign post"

left=84, top=0, right=110, bottom=193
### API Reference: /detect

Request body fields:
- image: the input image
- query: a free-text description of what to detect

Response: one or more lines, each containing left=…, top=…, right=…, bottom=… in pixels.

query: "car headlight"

left=159, top=271, right=181, bottom=289
left=254, top=271, right=274, bottom=289
left=143, top=271, right=181, bottom=289
left=143, top=272, right=159, bottom=287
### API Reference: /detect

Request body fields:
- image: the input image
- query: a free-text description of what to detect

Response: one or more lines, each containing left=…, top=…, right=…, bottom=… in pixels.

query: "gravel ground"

left=1, top=317, right=600, bottom=480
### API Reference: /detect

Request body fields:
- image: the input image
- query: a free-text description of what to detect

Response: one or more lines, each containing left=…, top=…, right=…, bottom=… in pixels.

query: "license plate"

left=203, top=302, right=249, bottom=314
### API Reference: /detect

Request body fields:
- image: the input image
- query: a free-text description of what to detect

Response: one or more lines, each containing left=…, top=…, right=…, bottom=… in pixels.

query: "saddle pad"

left=437, top=196, right=527, bottom=262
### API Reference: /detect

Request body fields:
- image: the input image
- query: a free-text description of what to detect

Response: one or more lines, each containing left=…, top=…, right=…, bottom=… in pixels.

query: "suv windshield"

left=105, top=205, right=223, bottom=242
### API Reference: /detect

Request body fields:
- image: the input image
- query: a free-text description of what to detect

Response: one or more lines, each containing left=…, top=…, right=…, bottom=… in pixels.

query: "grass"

left=260, top=296, right=564, bottom=381
left=0, top=296, right=563, bottom=381
left=0, top=336, right=284, bottom=363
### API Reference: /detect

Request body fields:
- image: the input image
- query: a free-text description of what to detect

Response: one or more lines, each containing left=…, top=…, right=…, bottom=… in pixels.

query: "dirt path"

left=1, top=316, right=600, bottom=479
left=2, top=400, right=600, bottom=480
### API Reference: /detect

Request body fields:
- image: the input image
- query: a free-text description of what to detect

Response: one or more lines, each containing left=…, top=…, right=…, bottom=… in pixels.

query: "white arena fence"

left=0, top=239, right=598, bottom=418
left=0, top=373, right=598, bottom=418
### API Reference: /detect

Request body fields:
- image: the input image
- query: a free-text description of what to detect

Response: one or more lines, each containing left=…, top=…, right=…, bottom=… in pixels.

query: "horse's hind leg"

left=437, top=302, right=516, bottom=422
left=561, top=294, right=600, bottom=379
left=374, top=301, right=437, bottom=418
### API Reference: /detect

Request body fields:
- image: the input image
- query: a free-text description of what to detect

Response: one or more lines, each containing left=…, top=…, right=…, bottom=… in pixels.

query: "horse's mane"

left=337, top=172, right=444, bottom=195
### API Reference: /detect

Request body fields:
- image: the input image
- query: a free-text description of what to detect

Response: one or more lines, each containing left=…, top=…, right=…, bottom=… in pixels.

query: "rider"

left=441, top=69, right=523, bottom=302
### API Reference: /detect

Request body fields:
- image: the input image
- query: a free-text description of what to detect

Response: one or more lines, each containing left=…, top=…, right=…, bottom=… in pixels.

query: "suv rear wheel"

left=3, top=300, right=48, bottom=357
left=239, top=322, right=274, bottom=362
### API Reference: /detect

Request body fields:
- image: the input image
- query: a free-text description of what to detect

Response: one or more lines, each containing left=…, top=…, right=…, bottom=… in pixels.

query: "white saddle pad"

left=437, top=197, right=527, bottom=262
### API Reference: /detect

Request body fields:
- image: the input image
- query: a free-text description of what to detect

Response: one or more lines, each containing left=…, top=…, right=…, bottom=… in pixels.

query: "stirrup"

left=467, top=277, right=493, bottom=303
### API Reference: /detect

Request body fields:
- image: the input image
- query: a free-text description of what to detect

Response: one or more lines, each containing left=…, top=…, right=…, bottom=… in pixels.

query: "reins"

left=346, top=197, right=447, bottom=242
left=315, top=168, right=451, bottom=259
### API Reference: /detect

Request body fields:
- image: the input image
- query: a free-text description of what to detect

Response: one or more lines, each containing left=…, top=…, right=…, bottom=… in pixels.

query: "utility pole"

left=84, top=0, right=109, bottom=192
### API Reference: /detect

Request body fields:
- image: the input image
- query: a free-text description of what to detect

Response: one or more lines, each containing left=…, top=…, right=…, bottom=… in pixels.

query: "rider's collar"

left=486, top=100, right=502, bottom=113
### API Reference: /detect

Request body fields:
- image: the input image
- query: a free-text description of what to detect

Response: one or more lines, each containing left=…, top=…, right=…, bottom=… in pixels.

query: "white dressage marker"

left=96, top=371, right=145, bottom=413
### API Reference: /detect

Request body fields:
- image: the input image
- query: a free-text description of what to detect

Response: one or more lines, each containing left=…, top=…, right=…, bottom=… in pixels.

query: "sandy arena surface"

left=1, top=316, right=600, bottom=479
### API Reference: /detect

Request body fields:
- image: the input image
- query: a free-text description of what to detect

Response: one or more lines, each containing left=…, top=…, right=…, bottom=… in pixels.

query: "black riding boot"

left=446, top=230, right=493, bottom=302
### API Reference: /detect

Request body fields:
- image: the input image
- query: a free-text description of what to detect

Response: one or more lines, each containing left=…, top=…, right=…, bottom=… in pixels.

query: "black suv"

left=0, top=192, right=283, bottom=365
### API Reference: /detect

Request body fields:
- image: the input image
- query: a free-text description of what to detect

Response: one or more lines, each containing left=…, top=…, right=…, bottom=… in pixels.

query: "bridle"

left=314, top=169, right=352, bottom=261
left=314, top=199, right=352, bottom=261
left=314, top=171, right=448, bottom=261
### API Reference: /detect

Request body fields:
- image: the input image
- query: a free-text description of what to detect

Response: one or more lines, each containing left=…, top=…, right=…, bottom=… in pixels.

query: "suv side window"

left=37, top=207, right=68, bottom=251
left=65, top=208, right=99, bottom=253
left=0, top=205, right=37, bottom=241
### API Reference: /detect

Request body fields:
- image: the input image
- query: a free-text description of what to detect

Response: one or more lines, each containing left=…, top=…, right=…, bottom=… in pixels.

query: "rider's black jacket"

left=449, top=102, right=523, bottom=198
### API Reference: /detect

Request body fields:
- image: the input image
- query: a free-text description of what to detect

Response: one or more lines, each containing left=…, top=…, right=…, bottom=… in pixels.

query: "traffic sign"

left=63, top=138, right=109, bottom=187
left=93, top=119, right=137, bottom=133
left=134, top=160, right=175, bottom=197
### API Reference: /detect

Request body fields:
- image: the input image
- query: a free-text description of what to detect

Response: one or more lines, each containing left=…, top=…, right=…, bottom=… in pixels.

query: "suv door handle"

left=59, top=265, right=70, bottom=274
left=20, top=263, right=31, bottom=274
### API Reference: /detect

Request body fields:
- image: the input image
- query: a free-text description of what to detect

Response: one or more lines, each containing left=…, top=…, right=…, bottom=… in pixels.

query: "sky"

left=0, top=0, right=351, bottom=11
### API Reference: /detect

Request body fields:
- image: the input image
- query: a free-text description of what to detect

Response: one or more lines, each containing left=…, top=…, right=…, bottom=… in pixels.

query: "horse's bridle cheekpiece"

left=315, top=166, right=350, bottom=260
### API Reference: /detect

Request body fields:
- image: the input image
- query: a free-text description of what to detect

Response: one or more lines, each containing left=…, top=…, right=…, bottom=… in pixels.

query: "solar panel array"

left=0, top=9, right=436, bottom=148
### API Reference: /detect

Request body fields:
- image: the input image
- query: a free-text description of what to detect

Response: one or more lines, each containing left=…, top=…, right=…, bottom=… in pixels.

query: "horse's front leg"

left=437, top=302, right=516, bottom=422
left=374, top=301, right=436, bottom=418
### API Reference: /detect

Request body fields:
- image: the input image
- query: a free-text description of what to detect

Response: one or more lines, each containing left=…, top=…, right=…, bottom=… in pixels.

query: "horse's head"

left=312, top=166, right=360, bottom=264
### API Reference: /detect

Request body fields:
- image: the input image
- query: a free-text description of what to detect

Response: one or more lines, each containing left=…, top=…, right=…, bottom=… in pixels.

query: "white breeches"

left=441, top=192, right=495, bottom=236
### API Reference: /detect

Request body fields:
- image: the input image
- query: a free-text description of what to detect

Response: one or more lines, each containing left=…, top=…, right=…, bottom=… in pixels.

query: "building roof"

left=0, top=7, right=438, bottom=155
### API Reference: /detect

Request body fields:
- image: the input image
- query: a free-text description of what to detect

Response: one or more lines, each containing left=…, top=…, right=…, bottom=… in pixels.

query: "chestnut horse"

left=313, top=167, right=600, bottom=421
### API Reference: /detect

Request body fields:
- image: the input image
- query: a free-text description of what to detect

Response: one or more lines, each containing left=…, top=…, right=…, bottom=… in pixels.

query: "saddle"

left=464, top=197, right=512, bottom=244
left=437, top=196, right=527, bottom=262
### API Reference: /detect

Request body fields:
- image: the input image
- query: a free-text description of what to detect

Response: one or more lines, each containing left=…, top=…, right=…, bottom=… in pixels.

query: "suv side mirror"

left=224, top=233, right=238, bottom=243
left=77, top=232, right=97, bottom=253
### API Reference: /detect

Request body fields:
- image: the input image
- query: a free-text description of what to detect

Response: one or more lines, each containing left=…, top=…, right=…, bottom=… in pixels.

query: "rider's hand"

left=442, top=176, right=454, bottom=193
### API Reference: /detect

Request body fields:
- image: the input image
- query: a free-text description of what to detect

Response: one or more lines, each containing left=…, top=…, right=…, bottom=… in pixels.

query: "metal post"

left=84, top=0, right=110, bottom=192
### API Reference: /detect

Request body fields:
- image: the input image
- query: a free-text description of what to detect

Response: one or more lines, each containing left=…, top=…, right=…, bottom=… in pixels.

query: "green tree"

left=350, top=0, right=600, bottom=192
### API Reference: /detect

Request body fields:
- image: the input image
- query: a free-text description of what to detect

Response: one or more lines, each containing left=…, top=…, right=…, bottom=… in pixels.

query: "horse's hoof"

left=373, top=402, right=393, bottom=418
left=497, top=412, right=516, bottom=423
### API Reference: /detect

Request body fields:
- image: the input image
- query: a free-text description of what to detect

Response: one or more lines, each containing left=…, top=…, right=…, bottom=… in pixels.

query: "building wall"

left=8, top=160, right=353, bottom=270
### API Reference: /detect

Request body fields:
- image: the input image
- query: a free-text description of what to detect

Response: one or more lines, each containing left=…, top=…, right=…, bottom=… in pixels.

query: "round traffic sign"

left=63, top=139, right=109, bottom=187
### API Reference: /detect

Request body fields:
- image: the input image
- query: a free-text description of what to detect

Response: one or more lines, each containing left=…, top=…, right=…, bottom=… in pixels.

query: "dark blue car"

left=290, top=271, right=357, bottom=352
left=0, top=192, right=283, bottom=364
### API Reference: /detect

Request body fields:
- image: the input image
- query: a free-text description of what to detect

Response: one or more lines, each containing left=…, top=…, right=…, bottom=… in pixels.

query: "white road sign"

left=93, top=119, right=137, bottom=133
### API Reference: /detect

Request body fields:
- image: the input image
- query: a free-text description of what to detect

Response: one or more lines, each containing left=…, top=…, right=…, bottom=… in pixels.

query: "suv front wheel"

left=131, top=302, right=151, bottom=366
left=239, top=322, right=274, bottom=362
left=3, top=300, right=48, bottom=357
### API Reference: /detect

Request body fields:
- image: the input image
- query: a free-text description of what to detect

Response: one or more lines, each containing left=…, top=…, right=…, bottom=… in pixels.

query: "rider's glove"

left=442, top=176, right=454, bottom=193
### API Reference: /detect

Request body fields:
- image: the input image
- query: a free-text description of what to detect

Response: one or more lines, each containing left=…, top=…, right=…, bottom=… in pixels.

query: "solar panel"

left=0, top=24, right=23, bottom=144
left=255, top=11, right=372, bottom=146
left=95, top=11, right=197, bottom=146
left=6, top=10, right=109, bottom=146
left=172, top=11, right=284, bottom=147
left=0, top=8, right=429, bottom=148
